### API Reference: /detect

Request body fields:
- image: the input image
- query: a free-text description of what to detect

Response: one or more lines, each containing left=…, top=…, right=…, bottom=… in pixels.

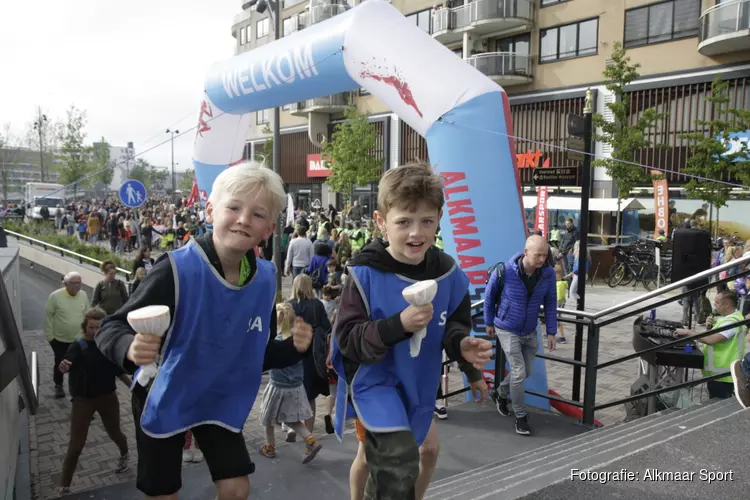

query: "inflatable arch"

left=192, top=0, right=549, bottom=410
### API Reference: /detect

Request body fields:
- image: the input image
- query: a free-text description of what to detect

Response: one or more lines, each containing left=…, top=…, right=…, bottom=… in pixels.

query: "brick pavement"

left=22, top=280, right=720, bottom=499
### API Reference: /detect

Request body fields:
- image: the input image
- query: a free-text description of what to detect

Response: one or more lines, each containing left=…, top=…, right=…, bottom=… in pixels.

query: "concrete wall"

left=0, top=246, right=22, bottom=500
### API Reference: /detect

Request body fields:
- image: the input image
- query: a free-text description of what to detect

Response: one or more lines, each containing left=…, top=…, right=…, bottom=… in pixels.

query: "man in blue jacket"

left=485, top=235, right=557, bottom=435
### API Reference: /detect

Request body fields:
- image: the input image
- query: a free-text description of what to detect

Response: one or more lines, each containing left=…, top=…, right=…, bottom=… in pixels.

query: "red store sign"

left=307, top=154, right=331, bottom=178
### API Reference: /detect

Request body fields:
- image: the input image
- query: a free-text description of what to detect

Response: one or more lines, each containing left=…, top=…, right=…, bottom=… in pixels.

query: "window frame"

left=540, top=0, right=569, bottom=7
left=256, top=18, right=270, bottom=39
left=405, top=7, right=433, bottom=35
left=623, top=0, right=701, bottom=49
left=256, top=109, right=270, bottom=125
left=539, top=17, right=599, bottom=63
left=240, top=25, right=247, bottom=45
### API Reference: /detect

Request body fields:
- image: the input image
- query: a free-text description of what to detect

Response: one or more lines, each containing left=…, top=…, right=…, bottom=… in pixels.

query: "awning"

left=522, top=196, right=646, bottom=212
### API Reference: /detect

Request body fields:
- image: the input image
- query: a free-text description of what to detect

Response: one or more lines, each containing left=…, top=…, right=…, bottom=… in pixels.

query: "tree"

left=683, top=76, right=750, bottom=211
left=91, top=138, right=114, bottom=191
left=25, top=107, right=60, bottom=182
left=322, top=108, right=382, bottom=201
left=148, top=166, right=169, bottom=191
left=592, top=42, right=663, bottom=242
left=180, top=168, right=195, bottom=192
left=57, top=105, right=92, bottom=200
left=129, top=158, right=152, bottom=186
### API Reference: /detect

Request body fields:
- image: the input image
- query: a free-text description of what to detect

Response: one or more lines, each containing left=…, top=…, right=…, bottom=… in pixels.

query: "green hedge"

left=3, top=220, right=134, bottom=273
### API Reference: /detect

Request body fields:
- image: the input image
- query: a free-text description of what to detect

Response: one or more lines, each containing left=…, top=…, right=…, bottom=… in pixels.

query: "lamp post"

left=166, top=129, right=179, bottom=197
left=33, top=108, right=48, bottom=182
left=245, top=0, right=283, bottom=295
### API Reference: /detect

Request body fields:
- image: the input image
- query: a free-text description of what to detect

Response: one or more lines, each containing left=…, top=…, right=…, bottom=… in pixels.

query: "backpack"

left=307, top=264, right=324, bottom=289
left=486, top=262, right=506, bottom=315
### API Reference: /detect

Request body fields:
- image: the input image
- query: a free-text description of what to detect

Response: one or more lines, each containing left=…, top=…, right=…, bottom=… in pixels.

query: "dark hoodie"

left=336, top=239, right=482, bottom=383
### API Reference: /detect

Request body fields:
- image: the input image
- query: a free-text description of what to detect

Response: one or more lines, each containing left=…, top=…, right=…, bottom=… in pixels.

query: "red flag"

left=186, top=177, right=199, bottom=206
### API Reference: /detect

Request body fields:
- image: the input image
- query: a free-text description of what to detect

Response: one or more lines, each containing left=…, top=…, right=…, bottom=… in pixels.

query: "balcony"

left=466, top=51, right=532, bottom=87
left=289, top=92, right=354, bottom=116
left=432, top=0, right=534, bottom=45
left=698, top=0, right=750, bottom=55
left=308, top=3, right=348, bottom=25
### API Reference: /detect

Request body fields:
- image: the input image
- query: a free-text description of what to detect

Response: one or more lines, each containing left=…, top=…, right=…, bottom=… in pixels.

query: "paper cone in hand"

left=402, top=280, right=438, bottom=357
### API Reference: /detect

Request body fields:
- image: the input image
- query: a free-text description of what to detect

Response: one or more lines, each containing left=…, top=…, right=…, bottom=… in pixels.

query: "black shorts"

left=131, top=385, right=255, bottom=496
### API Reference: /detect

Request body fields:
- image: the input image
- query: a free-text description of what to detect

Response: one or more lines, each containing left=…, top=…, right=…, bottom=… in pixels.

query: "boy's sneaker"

left=324, top=414, right=334, bottom=434
left=182, top=450, right=193, bottom=463
left=191, top=449, right=204, bottom=462
left=434, top=405, right=448, bottom=420
left=115, top=453, right=129, bottom=473
left=259, top=444, right=276, bottom=459
left=491, top=390, right=511, bottom=416
left=730, top=360, right=750, bottom=409
left=285, top=429, right=297, bottom=442
left=556, top=337, right=567, bottom=344
left=303, top=436, right=322, bottom=464
left=58, top=486, right=70, bottom=497
left=515, top=416, right=532, bottom=436
left=54, top=385, right=65, bottom=399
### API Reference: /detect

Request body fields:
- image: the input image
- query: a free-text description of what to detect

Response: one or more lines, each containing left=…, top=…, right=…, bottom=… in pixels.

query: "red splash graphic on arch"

left=360, top=62, right=423, bottom=118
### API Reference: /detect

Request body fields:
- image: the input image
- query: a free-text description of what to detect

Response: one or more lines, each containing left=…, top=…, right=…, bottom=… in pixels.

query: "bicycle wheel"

left=607, top=263, right=627, bottom=287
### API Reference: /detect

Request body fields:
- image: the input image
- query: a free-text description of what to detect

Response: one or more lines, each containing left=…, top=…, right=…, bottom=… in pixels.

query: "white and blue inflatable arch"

left=192, top=0, right=549, bottom=410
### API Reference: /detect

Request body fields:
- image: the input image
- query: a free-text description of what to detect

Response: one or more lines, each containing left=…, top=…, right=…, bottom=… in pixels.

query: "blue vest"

left=139, top=241, right=275, bottom=437
left=331, top=264, right=468, bottom=446
left=494, top=253, right=554, bottom=336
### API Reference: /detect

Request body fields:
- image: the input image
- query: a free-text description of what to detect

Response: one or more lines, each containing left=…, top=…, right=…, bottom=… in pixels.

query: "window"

left=256, top=18, right=270, bottom=39
left=496, top=33, right=530, bottom=56
left=283, top=17, right=296, bottom=36
left=282, top=104, right=292, bottom=111
left=540, top=18, right=598, bottom=62
left=256, top=109, right=270, bottom=124
left=246, top=26, right=251, bottom=42
left=283, top=0, right=306, bottom=8
left=359, top=87, right=371, bottom=96
left=240, top=26, right=246, bottom=45
left=624, top=0, right=700, bottom=48
left=541, top=0, right=567, bottom=5
left=405, top=8, right=432, bottom=34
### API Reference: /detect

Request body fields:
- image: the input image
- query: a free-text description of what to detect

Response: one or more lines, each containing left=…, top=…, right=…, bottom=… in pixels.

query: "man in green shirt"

left=44, top=272, right=89, bottom=399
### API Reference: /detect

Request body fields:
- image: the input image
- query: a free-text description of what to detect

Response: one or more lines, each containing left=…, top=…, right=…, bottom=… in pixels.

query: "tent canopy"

left=522, top=196, right=646, bottom=212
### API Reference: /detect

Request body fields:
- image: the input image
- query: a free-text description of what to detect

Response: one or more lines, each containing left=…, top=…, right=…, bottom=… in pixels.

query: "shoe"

left=491, top=391, right=511, bottom=417
left=259, top=444, right=276, bottom=458
left=285, top=429, right=297, bottom=442
left=54, top=385, right=65, bottom=399
left=515, top=416, right=532, bottom=436
left=324, top=414, right=334, bottom=434
left=730, top=360, right=750, bottom=409
left=556, top=337, right=567, bottom=343
left=115, top=453, right=129, bottom=473
left=434, top=405, right=448, bottom=419
left=58, top=486, right=70, bottom=497
left=182, top=450, right=193, bottom=463
left=302, top=437, right=322, bottom=464
left=191, top=449, right=203, bottom=462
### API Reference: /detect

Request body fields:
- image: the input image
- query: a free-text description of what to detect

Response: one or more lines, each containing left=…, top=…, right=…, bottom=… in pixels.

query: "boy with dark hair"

left=96, top=162, right=313, bottom=500
left=331, top=164, right=492, bottom=500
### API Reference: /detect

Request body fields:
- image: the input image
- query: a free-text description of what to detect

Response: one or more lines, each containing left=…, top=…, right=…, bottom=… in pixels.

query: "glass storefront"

left=288, top=183, right=323, bottom=213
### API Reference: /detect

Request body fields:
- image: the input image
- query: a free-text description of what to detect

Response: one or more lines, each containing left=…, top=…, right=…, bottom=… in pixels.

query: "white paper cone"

left=127, top=305, right=171, bottom=387
left=402, top=280, right=438, bottom=358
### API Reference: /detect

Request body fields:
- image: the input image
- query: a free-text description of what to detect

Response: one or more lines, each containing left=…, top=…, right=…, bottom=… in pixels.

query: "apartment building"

left=231, top=0, right=750, bottom=212
left=0, top=147, right=62, bottom=202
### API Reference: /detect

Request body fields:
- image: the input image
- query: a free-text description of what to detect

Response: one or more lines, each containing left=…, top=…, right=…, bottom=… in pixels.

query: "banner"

left=535, top=186, right=549, bottom=235
left=651, top=170, right=669, bottom=238
left=307, top=154, right=331, bottom=177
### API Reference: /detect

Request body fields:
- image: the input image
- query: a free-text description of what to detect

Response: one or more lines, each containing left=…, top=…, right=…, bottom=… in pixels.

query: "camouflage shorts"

left=363, top=430, right=420, bottom=500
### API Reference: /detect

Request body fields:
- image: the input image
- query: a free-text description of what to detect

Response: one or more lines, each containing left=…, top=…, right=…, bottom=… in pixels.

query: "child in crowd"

left=130, top=267, right=146, bottom=295
left=320, top=285, right=338, bottom=323
left=555, top=268, right=568, bottom=343
left=95, top=162, right=314, bottom=499
left=259, top=303, right=323, bottom=463
left=331, top=164, right=492, bottom=500
left=58, top=307, right=131, bottom=497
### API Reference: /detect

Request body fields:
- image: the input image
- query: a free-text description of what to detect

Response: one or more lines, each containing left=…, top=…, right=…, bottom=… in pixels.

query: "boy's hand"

left=126, top=333, right=161, bottom=366
left=59, top=359, right=72, bottom=374
left=460, top=336, right=493, bottom=369
left=470, top=378, right=489, bottom=402
left=547, top=335, right=556, bottom=351
left=292, top=317, right=313, bottom=353
left=400, top=304, right=434, bottom=333
left=486, top=326, right=495, bottom=338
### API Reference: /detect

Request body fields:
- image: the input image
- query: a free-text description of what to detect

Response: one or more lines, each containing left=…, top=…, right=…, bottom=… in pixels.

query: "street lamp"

left=166, top=129, right=179, bottom=197
left=245, top=0, right=283, bottom=294
left=33, top=108, right=48, bottom=182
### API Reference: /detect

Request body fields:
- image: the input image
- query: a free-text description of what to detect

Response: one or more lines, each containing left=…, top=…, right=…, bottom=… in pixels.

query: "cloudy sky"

left=0, top=0, right=240, bottom=172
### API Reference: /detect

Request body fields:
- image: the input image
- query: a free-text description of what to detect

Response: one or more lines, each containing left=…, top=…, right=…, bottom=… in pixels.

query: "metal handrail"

left=31, top=351, right=39, bottom=400
left=4, top=228, right=132, bottom=278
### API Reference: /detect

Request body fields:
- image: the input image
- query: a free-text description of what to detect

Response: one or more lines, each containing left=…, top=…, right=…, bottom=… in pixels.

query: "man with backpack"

left=484, top=235, right=558, bottom=436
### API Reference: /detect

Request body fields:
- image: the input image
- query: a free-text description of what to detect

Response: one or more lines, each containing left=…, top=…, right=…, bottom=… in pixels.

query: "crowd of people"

left=38, top=161, right=750, bottom=500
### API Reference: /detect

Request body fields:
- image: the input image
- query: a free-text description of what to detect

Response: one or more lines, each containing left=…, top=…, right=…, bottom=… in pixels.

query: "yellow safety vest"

left=703, top=310, right=746, bottom=383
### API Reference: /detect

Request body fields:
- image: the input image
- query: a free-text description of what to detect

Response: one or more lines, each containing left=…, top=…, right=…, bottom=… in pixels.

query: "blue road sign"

left=119, top=180, right=147, bottom=208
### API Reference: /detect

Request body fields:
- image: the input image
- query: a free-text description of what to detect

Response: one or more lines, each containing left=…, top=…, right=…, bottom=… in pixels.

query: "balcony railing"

left=699, top=0, right=750, bottom=54
left=291, top=92, right=354, bottom=115
left=467, top=51, right=532, bottom=82
left=432, top=0, right=534, bottom=33
left=309, top=3, right=348, bottom=25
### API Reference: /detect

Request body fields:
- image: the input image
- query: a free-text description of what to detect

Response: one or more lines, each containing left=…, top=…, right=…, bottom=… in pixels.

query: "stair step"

left=426, top=398, right=739, bottom=499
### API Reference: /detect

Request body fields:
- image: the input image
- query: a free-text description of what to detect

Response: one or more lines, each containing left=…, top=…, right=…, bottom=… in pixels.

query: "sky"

left=0, top=0, right=240, bottom=172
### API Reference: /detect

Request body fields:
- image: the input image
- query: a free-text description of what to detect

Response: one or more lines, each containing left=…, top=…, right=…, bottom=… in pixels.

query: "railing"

left=298, top=92, right=353, bottom=110
left=4, top=229, right=132, bottom=279
left=700, top=0, right=750, bottom=43
left=433, top=0, right=534, bottom=32
left=458, top=254, right=750, bottom=426
left=309, top=3, right=348, bottom=25
left=466, top=52, right=532, bottom=78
